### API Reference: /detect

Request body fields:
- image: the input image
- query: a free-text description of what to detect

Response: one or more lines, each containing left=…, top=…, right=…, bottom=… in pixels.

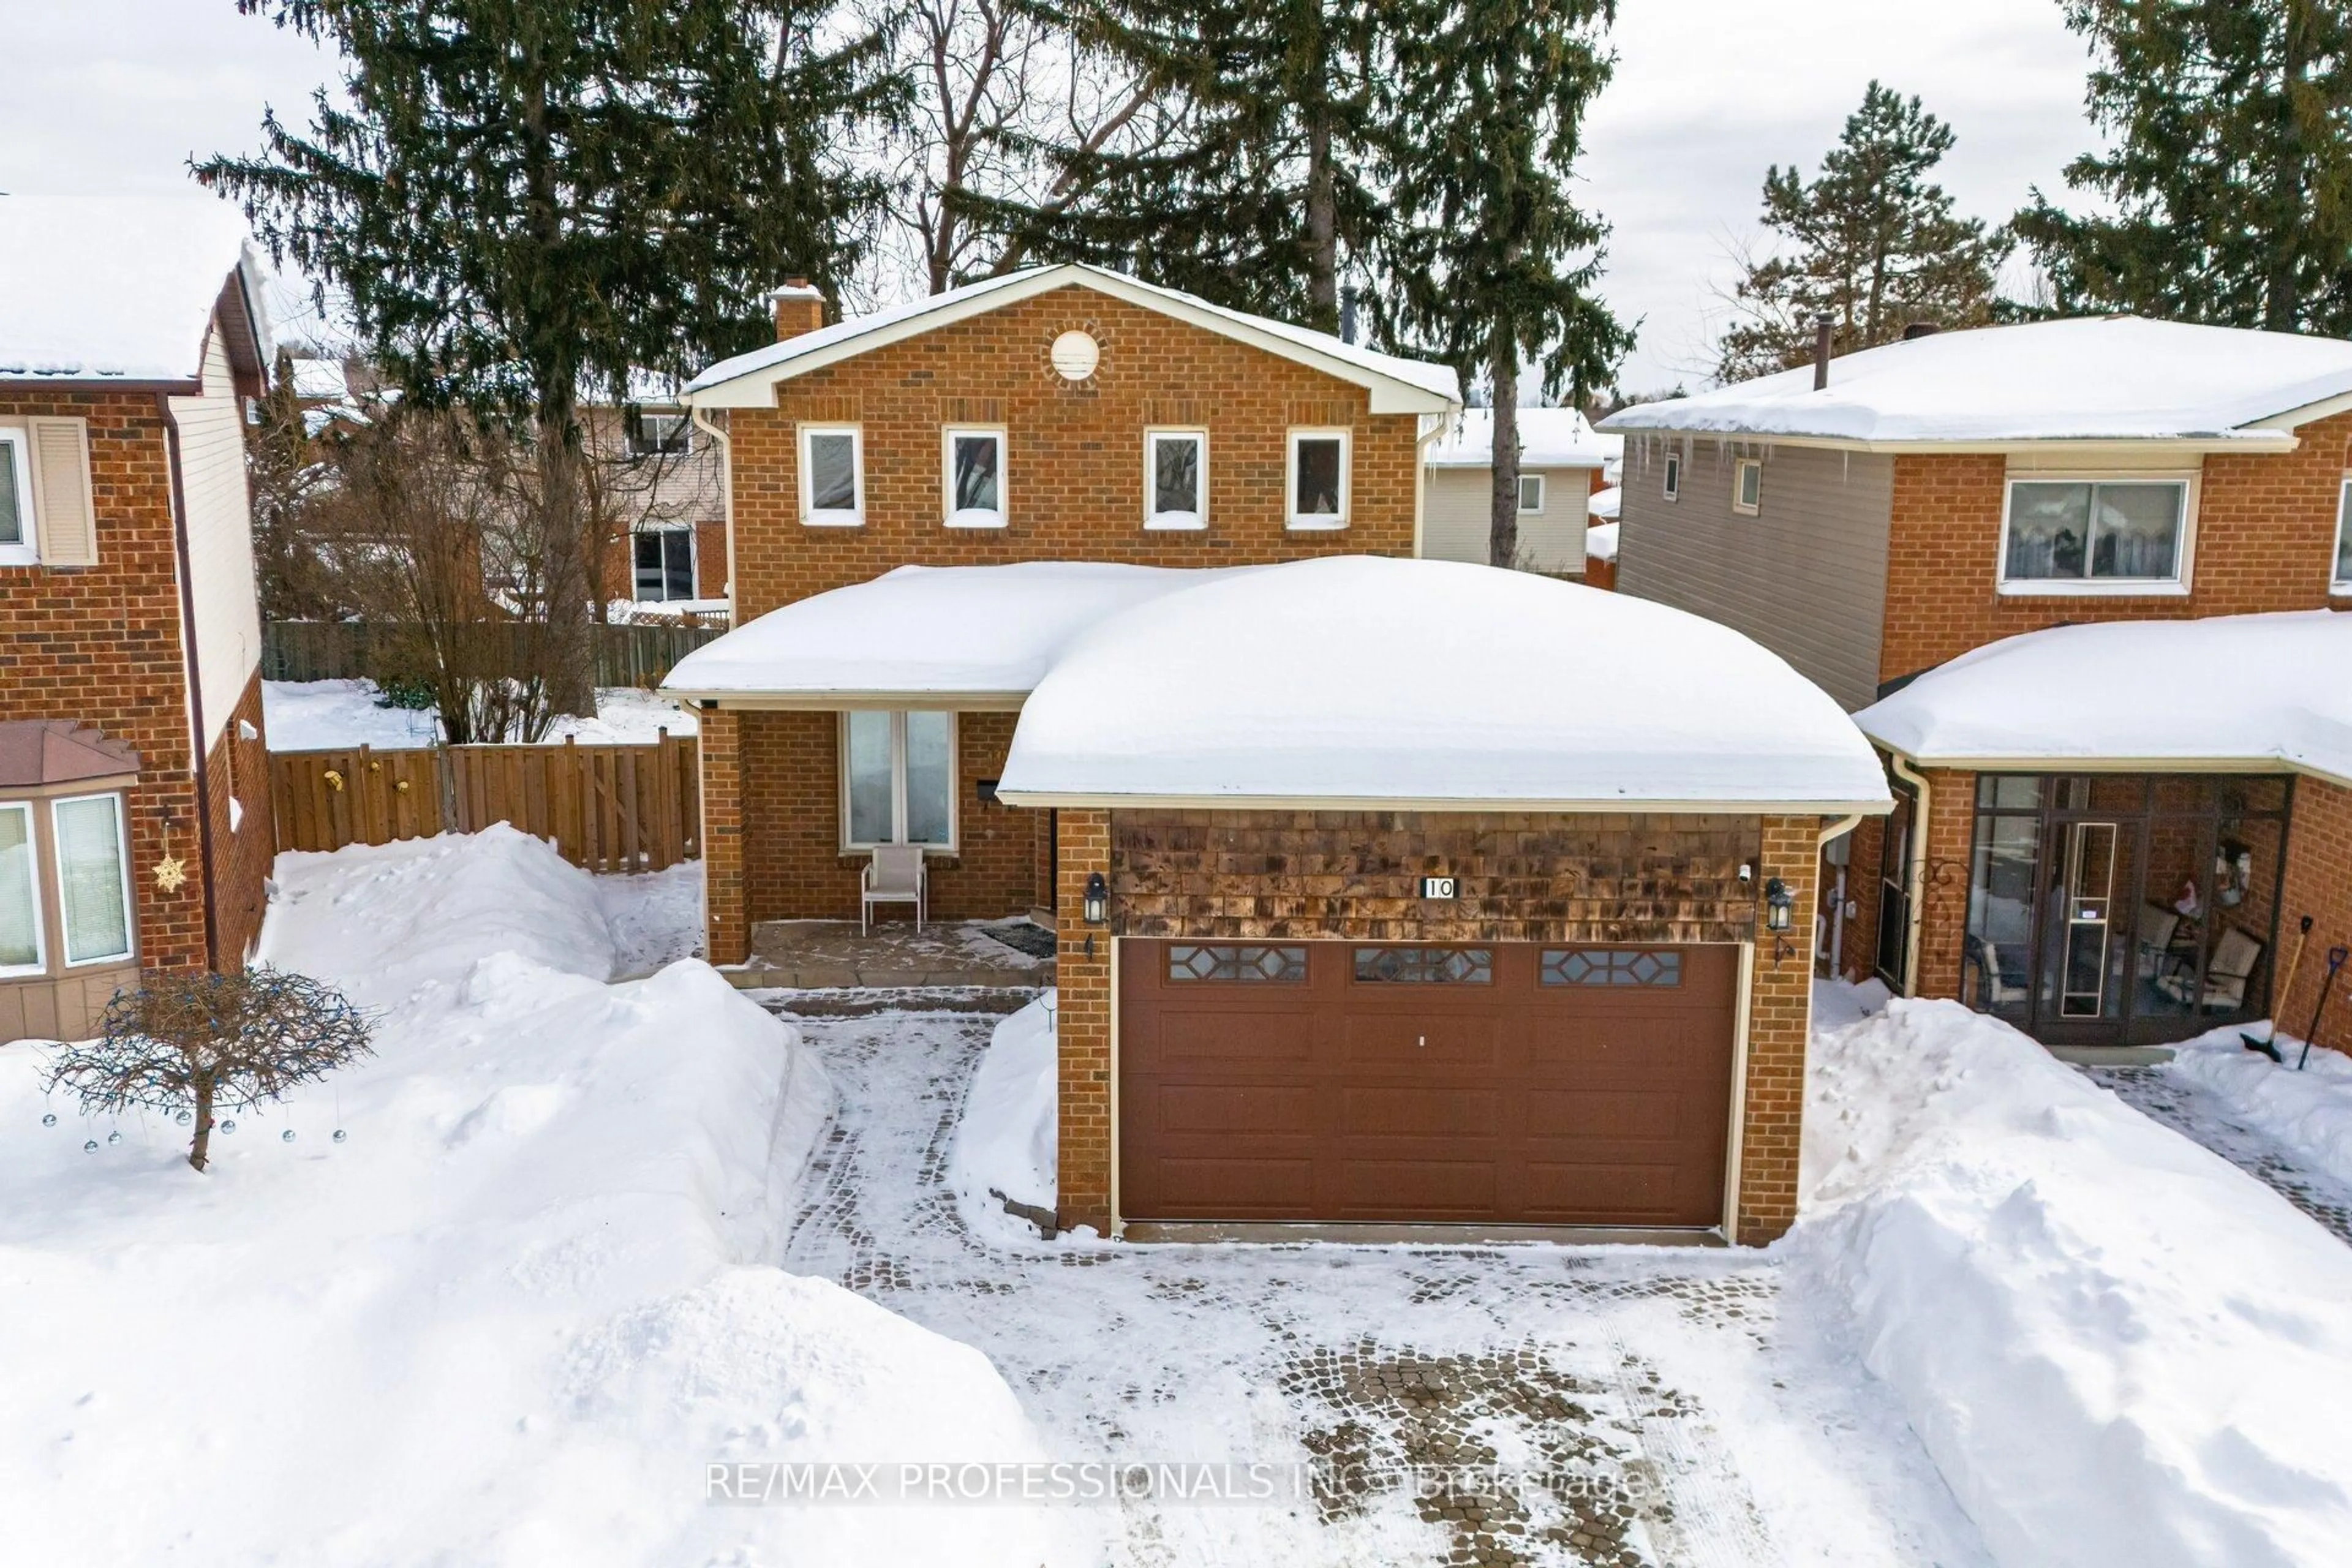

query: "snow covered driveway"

left=773, top=1004, right=1989, bottom=1568
left=2086, top=1064, right=2352, bottom=1246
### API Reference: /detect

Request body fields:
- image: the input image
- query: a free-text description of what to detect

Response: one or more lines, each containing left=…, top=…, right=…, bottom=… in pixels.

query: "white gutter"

left=1885, top=751, right=1934, bottom=998
left=995, top=788, right=1898, bottom=816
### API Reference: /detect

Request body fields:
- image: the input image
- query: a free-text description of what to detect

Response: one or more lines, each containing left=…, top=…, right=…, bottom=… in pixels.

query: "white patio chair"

left=2160, top=926, right=2264, bottom=1013
left=861, top=843, right=927, bottom=935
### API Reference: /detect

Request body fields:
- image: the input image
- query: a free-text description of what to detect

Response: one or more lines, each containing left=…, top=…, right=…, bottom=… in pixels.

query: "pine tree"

left=1717, top=83, right=2008, bottom=382
left=1379, top=0, right=1628, bottom=567
left=2014, top=1, right=2352, bottom=334
left=198, top=0, right=891, bottom=715
left=983, top=0, right=1383, bottom=331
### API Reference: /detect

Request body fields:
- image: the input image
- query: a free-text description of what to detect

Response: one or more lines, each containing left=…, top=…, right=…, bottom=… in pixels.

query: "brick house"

left=1603, top=317, right=2352, bottom=1055
left=0, top=196, right=276, bottom=1042
left=665, top=265, right=1891, bottom=1242
left=589, top=386, right=730, bottom=617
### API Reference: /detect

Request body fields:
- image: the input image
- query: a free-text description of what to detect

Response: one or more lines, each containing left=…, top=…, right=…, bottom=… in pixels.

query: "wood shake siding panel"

left=1617, top=439, right=1893, bottom=712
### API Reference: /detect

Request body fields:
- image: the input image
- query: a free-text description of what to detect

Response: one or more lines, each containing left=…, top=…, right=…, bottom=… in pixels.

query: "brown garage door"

left=1118, top=940, right=1738, bottom=1227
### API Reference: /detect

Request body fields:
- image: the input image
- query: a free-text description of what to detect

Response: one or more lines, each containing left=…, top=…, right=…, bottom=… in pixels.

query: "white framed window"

left=841, top=710, right=956, bottom=851
left=1732, top=458, right=1762, bottom=515
left=633, top=527, right=696, bottom=601
left=628, top=410, right=692, bottom=456
left=0, top=802, right=44, bottom=976
left=1287, top=428, right=1350, bottom=529
left=1517, top=473, right=1545, bottom=514
left=1662, top=450, right=1681, bottom=502
left=53, top=792, right=131, bottom=967
left=1145, top=429, right=1207, bottom=529
left=942, top=427, right=1006, bottom=529
left=2334, top=477, right=2352, bottom=595
left=1998, top=475, right=2195, bottom=595
left=799, top=425, right=864, bottom=527
left=0, top=428, right=37, bottom=565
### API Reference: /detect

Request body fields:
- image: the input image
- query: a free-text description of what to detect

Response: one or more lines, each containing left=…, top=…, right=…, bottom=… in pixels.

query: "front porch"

left=723, top=915, right=1055, bottom=990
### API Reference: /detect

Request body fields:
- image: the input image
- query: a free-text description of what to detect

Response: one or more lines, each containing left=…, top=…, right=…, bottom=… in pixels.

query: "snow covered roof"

left=1587, top=486, right=1621, bottom=522
left=1598, top=317, right=2352, bottom=450
left=290, top=357, right=350, bottom=403
left=0, top=194, right=270, bottom=385
left=1857, top=611, right=2352, bottom=785
left=660, top=562, right=1233, bottom=703
left=1425, top=407, right=1621, bottom=469
left=683, top=265, right=1460, bottom=415
left=995, top=556, right=1891, bottom=812
left=1585, top=521, right=1620, bottom=562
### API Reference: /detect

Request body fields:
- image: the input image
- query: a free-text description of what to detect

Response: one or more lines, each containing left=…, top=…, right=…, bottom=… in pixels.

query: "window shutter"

left=29, top=418, right=96, bottom=567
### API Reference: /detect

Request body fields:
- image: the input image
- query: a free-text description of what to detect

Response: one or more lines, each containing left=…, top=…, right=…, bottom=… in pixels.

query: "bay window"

left=54, top=793, right=131, bottom=965
left=1145, top=429, right=1206, bottom=529
left=1287, top=429, right=1349, bottom=529
left=0, top=803, right=40, bottom=974
left=2000, top=477, right=2191, bottom=592
left=842, top=710, right=956, bottom=850
left=943, top=428, right=1006, bottom=528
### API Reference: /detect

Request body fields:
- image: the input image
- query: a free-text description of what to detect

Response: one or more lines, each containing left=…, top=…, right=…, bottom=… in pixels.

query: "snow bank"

left=952, top=993, right=1058, bottom=1243
left=1793, top=996, right=2352, bottom=1568
left=263, top=679, right=697, bottom=751
left=2169, top=1025, right=2352, bottom=1193
left=1, top=827, right=1066, bottom=1567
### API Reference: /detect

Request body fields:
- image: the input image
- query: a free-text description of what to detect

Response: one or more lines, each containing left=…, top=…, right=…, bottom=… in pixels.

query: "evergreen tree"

left=1379, top=0, right=1628, bottom=567
left=1717, top=83, right=2008, bottom=382
left=984, top=0, right=1383, bottom=331
left=198, top=0, right=891, bottom=714
left=2014, top=0, right=2352, bottom=334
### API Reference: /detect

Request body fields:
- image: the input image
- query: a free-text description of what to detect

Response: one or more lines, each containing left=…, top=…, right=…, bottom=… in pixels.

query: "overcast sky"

left=0, top=0, right=2099, bottom=390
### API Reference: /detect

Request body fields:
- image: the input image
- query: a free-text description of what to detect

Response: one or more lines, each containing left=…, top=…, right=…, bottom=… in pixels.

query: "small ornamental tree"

left=47, top=968, right=374, bottom=1172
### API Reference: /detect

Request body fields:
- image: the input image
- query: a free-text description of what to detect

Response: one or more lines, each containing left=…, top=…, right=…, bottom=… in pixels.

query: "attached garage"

left=1118, top=940, right=1740, bottom=1228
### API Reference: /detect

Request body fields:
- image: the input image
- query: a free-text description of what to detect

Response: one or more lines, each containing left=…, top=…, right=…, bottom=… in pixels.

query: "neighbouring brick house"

left=664, top=265, right=1891, bottom=1243
left=589, top=385, right=729, bottom=617
left=1604, top=317, right=2352, bottom=1055
left=0, top=195, right=276, bottom=1042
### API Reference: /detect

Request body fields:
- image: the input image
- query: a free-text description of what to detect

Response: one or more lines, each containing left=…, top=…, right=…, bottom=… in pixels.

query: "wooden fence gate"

left=270, top=733, right=700, bottom=873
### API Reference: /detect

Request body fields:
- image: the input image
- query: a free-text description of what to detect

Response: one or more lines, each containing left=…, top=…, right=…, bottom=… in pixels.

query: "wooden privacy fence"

left=263, top=620, right=725, bottom=690
left=270, top=733, right=701, bottom=873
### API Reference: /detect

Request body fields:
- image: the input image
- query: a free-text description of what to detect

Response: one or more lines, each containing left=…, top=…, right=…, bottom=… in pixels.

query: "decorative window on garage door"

left=1541, top=949, right=1683, bottom=987
left=1167, top=944, right=1308, bottom=983
left=1352, top=947, right=1492, bottom=984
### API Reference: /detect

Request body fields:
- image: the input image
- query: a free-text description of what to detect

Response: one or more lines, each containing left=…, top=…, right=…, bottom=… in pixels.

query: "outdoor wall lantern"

left=1764, top=876, right=1797, bottom=967
left=1083, top=872, right=1109, bottom=926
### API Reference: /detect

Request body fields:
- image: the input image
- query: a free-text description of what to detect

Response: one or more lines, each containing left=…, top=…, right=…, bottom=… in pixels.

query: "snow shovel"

left=2244, top=914, right=2313, bottom=1063
left=2297, top=944, right=2350, bottom=1072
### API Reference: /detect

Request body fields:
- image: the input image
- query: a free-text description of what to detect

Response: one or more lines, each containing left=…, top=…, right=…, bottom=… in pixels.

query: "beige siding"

left=1616, top=438, right=1892, bottom=712
left=1420, top=464, right=1594, bottom=573
left=168, top=324, right=262, bottom=750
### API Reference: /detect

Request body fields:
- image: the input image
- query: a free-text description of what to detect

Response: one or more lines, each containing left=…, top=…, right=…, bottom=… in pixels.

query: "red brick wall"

left=1740, top=815, right=1823, bottom=1243
left=2280, top=777, right=2352, bottom=1057
left=1054, top=808, right=1113, bottom=1234
left=1880, top=415, right=2352, bottom=683
left=725, top=284, right=1425, bottom=618
left=0, top=388, right=213, bottom=973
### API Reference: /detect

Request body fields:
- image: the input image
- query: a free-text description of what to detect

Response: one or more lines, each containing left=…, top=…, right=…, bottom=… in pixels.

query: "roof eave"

left=993, top=787, right=1895, bottom=816
left=1591, top=428, right=2302, bottom=456
left=1861, top=737, right=2346, bottom=791
left=658, top=687, right=1033, bottom=712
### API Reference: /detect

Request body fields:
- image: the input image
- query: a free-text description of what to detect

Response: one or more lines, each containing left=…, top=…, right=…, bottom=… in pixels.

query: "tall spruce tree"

left=1380, top=0, right=1627, bottom=567
left=984, top=0, right=1382, bottom=330
left=1717, top=83, right=2008, bottom=382
left=199, top=0, right=890, bottom=717
left=2015, top=1, right=2352, bottom=334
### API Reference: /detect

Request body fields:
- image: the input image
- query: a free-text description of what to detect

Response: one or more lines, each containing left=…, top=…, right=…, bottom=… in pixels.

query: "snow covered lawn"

left=264, top=678, right=698, bottom=750
left=0, top=827, right=1065, bottom=1567
left=1795, top=990, right=2352, bottom=1568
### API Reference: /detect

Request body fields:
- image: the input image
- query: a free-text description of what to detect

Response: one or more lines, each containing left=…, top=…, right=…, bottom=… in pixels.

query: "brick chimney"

left=767, top=278, right=825, bottom=341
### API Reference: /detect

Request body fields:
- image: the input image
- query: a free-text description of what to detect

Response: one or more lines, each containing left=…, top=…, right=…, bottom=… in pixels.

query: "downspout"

left=1887, top=751, right=1932, bottom=997
left=158, top=391, right=220, bottom=971
left=1412, top=410, right=1453, bottom=558
left=688, top=401, right=733, bottom=622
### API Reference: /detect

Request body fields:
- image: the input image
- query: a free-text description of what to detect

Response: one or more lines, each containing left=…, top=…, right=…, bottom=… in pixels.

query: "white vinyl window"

left=2334, top=478, right=2352, bottom=594
left=842, top=710, right=956, bottom=851
left=1287, top=429, right=1350, bottom=529
left=1733, top=458, right=1762, bottom=515
left=943, top=428, right=1006, bottom=528
left=1662, top=450, right=1681, bottom=502
left=0, top=802, right=43, bottom=975
left=799, top=426, right=864, bottom=526
left=1517, top=473, right=1545, bottom=514
left=1999, top=477, right=2193, bottom=594
left=0, top=428, right=36, bottom=564
left=53, top=793, right=131, bottom=966
left=632, top=527, right=695, bottom=601
left=1145, top=429, right=1207, bottom=530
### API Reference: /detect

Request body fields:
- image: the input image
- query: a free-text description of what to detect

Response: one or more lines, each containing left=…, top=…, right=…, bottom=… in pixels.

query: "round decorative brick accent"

left=1049, top=329, right=1099, bottom=382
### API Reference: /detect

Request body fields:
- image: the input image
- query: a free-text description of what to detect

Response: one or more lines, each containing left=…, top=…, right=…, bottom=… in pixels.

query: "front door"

left=2035, top=815, right=2139, bottom=1033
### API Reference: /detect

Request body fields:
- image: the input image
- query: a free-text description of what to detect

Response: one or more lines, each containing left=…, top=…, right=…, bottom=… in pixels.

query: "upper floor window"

left=800, top=426, right=863, bottom=527
left=842, top=710, right=955, bottom=851
left=1288, top=428, right=1349, bottom=529
left=1662, top=450, right=1681, bottom=501
left=1146, top=429, right=1207, bottom=530
left=1732, top=458, right=1762, bottom=515
left=1517, top=474, right=1545, bottom=513
left=633, top=527, right=695, bottom=602
left=2000, top=477, right=2190, bottom=594
left=628, top=411, right=692, bottom=457
left=2334, top=478, right=2352, bottom=594
left=943, top=428, right=1006, bottom=529
left=0, top=428, right=35, bottom=565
